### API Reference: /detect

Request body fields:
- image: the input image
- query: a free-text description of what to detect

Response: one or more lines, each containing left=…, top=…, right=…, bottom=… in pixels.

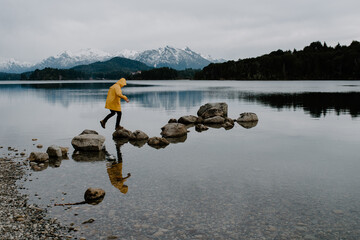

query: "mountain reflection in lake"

left=1, top=81, right=359, bottom=118
left=1, top=80, right=360, bottom=239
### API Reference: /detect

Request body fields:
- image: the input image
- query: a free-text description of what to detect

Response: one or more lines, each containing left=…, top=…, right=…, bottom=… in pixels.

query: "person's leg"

left=115, top=111, right=122, bottom=129
left=100, top=110, right=116, bottom=128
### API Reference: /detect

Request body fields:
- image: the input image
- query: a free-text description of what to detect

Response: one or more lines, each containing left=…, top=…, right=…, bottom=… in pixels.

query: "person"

left=100, top=78, right=130, bottom=130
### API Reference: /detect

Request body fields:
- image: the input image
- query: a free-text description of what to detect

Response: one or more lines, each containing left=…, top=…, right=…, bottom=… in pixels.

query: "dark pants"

left=103, top=110, right=122, bottom=127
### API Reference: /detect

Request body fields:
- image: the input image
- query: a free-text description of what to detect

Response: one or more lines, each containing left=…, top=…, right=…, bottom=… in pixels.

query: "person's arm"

left=115, top=86, right=129, bottom=102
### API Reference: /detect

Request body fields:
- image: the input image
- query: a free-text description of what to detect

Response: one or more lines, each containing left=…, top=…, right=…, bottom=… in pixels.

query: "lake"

left=1, top=80, right=360, bottom=239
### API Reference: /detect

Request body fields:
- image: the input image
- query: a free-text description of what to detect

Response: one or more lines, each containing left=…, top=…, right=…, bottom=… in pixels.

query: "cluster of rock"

left=109, top=102, right=258, bottom=149
left=28, top=145, right=69, bottom=171
left=68, top=102, right=258, bottom=153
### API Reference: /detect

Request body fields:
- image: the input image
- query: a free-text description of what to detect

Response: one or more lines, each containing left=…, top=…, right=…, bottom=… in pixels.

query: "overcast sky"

left=1, top=0, right=360, bottom=63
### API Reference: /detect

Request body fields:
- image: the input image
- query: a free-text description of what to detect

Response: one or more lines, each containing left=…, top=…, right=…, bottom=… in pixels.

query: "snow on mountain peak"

left=0, top=46, right=226, bottom=73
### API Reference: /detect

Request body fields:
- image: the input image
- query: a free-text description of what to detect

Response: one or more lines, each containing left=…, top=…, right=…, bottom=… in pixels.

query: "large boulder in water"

left=197, top=102, right=228, bottom=119
left=71, top=130, right=105, bottom=152
left=160, top=123, right=188, bottom=138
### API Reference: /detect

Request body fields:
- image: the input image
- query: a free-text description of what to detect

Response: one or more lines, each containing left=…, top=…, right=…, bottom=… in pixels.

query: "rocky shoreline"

left=0, top=156, right=72, bottom=239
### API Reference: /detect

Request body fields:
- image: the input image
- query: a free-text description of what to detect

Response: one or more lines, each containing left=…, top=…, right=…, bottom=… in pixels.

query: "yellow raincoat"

left=105, top=78, right=128, bottom=111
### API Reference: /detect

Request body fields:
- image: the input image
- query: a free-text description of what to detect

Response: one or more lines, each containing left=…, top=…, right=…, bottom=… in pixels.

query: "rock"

left=197, top=102, right=228, bottom=119
left=28, top=152, right=49, bottom=163
left=168, top=118, right=177, bottom=123
left=36, top=144, right=43, bottom=149
left=46, top=145, right=62, bottom=158
left=238, top=121, right=258, bottom=129
left=160, top=123, right=188, bottom=138
left=202, top=108, right=224, bottom=119
left=203, top=116, right=225, bottom=124
left=195, top=116, right=204, bottom=123
left=112, top=128, right=135, bottom=139
left=60, top=147, right=69, bottom=156
left=84, top=188, right=105, bottom=205
left=223, top=121, right=234, bottom=130
left=71, top=134, right=105, bottom=152
left=80, top=129, right=98, bottom=135
left=130, top=130, right=149, bottom=140
left=82, top=218, right=95, bottom=224
left=32, top=138, right=38, bottom=141
left=237, top=112, right=258, bottom=122
left=178, top=115, right=198, bottom=124
left=195, top=124, right=209, bottom=132
left=147, top=137, right=169, bottom=149
left=223, top=117, right=235, bottom=130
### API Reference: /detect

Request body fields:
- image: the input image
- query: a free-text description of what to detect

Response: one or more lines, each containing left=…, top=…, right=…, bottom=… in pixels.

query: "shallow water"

left=1, top=80, right=360, bottom=239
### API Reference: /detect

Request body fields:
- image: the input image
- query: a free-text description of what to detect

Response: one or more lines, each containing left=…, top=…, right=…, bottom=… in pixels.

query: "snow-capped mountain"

left=122, top=46, right=213, bottom=70
left=0, top=49, right=114, bottom=73
left=32, top=48, right=114, bottom=70
left=0, top=47, right=225, bottom=73
left=0, top=58, right=33, bottom=74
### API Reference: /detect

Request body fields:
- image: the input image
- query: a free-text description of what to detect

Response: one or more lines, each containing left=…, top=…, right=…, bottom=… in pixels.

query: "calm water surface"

left=1, top=80, right=360, bottom=239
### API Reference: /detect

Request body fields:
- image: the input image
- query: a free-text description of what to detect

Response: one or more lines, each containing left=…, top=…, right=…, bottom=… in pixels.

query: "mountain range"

left=0, top=46, right=225, bottom=73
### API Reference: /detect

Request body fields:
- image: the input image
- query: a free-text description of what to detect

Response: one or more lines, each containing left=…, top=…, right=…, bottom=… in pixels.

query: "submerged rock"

left=147, top=137, right=170, bottom=149
left=223, top=117, right=235, bottom=130
left=238, top=121, right=258, bottom=129
left=237, top=112, right=258, bottom=122
left=28, top=152, right=49, bottom=163
left=160, top=123, right=188, bottom=138
left=195, top=124, right=209, bottom=132
left=71, top=132, right=105, bottom=152
left=197, top=102, right=228, bottom=119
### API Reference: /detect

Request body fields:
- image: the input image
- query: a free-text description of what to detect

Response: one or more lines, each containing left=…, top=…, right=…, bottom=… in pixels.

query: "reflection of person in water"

left=106, top=142, right=131, bottom=194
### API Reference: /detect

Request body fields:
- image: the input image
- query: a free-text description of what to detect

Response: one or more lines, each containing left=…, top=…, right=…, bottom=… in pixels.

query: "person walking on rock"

left=100, top=78, right=129, bottom=130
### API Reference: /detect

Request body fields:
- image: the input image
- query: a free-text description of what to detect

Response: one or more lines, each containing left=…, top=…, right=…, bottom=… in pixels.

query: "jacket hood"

left=116, top=78, right=127, bottom=87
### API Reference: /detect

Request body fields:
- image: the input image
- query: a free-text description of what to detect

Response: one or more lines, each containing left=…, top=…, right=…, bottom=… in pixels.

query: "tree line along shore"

left=1, top=41, right=359, bottom=81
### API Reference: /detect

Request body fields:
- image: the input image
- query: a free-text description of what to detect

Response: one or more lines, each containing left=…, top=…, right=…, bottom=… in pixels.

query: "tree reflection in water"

left=241, top=92, right=360, bottom=118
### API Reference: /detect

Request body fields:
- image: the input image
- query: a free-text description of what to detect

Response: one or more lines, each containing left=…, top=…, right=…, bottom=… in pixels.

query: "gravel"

left=0, top=156, right=72, bottom=240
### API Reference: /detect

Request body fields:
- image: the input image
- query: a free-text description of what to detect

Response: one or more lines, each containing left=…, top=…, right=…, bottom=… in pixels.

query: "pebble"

left=0, top=156, right=72, bottom=239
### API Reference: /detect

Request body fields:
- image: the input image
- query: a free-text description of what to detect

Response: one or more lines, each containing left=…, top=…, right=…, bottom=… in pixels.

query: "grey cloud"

left=0, top=0, right=359, bottom=62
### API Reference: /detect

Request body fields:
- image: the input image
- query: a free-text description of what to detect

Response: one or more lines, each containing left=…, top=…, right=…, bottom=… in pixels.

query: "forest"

left=194, top=41, right=360, bottom=80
